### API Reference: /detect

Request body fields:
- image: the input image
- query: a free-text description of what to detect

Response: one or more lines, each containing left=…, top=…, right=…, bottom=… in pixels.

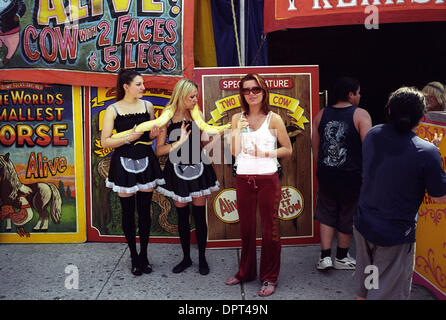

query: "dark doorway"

left=268, top=21, right=446, bottom=125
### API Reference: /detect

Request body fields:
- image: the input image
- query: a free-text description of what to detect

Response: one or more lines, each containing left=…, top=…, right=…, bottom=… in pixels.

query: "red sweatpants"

left=235, top=173, right=281, bottom=283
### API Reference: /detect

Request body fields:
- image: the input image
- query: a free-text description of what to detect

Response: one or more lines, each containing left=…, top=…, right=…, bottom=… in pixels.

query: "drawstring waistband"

left=247, top=176, right=258, bottom=189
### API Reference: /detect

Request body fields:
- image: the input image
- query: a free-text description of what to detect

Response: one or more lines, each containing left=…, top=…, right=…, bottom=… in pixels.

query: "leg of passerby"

left=353, top=227, right=371, bottom=299
left=314, top=189, right=337, bottom=270
left=119, top=194, right=141, bottom=276
left=334, top=231, right=356, bottom=269
left=334, top=195, right=358, bottom=270
left=353, top=227, right=415, bottom=299
left=172, top=203, right=192, bottom=273
left=191, top=196, right=209, bottom=275
left=317, top=223, right=335, bottom=269
left=136, top=190, right=153, bottom=274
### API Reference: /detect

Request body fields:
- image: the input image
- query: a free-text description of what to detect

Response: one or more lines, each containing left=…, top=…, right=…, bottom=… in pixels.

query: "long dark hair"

left=116, top=69, right=142, bottom=101
left=386, top=87, right=426, bottom=133
left=239, top=73, right=269, bottom=115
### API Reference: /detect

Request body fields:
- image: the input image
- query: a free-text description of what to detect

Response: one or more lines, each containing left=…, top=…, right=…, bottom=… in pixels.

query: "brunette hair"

left=333, top=76, right=360, bottom=102
left=115, top=69, right=142, bottom=101
left=239, top=73, right=269, bottom=115
left=386, top=87, right=426, bottom=133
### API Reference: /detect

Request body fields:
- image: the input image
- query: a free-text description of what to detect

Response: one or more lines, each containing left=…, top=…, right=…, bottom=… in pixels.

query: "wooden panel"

left=195, top=66, right=319, bottom=247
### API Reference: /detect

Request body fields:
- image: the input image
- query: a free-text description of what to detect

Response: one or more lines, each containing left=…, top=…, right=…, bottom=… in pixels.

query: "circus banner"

left=413, top=119, right=446, bottom=300
left=264, top=0, right=446, bottom=32
left=194, top=66, right=320, bottom=248
left=0, top=0, right=194, bottom=88
left=86, top=85, right=185, bottom=242
left=0, top=82, right=86, bottom=243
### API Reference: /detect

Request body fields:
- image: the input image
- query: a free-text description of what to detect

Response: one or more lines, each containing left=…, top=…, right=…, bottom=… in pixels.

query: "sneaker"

left=316, top=256, right=333, bottom=270
left=334, top=254, right=356, bottom=270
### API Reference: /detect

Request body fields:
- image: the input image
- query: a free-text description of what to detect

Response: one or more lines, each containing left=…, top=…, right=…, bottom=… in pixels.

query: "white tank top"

left=236, top=111, right=278, bottom=175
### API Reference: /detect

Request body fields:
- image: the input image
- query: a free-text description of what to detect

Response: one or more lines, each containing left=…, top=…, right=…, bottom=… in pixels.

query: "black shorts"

left=314, top=187, right=359, bottom=234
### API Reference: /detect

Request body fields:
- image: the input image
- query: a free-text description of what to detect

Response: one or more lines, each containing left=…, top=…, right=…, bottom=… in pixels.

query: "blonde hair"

left=163, top=79, right=198, bottom=115
left=422, top=81, right=446, bottom=111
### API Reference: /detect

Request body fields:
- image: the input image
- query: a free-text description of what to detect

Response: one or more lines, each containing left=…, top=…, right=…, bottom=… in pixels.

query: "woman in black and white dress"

left=101, top=69, right=164, bottom=276
left=156, top=79, right=219, bottom=275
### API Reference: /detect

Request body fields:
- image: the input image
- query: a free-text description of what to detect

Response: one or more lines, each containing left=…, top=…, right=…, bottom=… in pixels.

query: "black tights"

left=119, top=192, right=153, bottom=265
left=176, top=204, right=208, bottom=263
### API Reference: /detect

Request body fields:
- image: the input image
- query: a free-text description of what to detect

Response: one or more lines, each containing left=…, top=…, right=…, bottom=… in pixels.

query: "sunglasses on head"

left=241, top=86, right=262, bottom=95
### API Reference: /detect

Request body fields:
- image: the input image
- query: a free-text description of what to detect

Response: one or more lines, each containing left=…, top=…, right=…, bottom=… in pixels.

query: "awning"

left=264, top=0, right=446, bottom=33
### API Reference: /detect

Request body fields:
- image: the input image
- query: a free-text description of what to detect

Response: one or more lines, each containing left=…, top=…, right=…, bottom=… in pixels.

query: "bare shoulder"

left=270, top=112, right=285, bottom=126
left=313, top=108, right=325, bottom=125
left=315, top=108, right=325, bottom=119
left=354, top=107, right=372, bottom=122
left=105, top=104, right=117, bottom=118
left=144, top=99, right=154, bottom=108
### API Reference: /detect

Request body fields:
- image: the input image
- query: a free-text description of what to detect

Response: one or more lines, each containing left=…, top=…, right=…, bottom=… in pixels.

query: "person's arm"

left=156, top=121, right=191, bottom=156
left=100, top=105, right=142, bottom=148
left=432, top=194, right=446, bottom=203
left=354, top=108, right=372, bottom=142
left=155, top=123, right=169, bottom=156
left=431, top=132, right=443, bottom=148
left=230, top=113, right=247, bottom=157
left=200, top=110, right=224, bottom=150
left=311, top=109, right=324, bottom=163
left=425, top=148, right=446, bottom=203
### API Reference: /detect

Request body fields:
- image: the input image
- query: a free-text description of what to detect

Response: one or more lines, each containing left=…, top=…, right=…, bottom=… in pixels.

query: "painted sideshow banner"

left=86, top=85, right=186, bottom=243
left=194, top=66, right=319, bottom=248
left=413, top=120, right=446, bottom=300
left=0, top=0, right=194, bottom=88
left=0, top=82, right=86, bottom=243
left=264, top=0, right=446, bottom=32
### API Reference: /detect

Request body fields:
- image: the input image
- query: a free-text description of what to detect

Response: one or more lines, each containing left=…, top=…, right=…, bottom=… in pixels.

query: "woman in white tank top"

left=225, top=73, right=292, bottom=297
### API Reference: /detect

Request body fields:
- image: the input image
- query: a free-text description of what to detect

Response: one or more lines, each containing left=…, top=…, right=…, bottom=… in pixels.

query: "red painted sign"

left=264, top=0, right=446, bottom=32
left=219, top=77, right=294, bottom=90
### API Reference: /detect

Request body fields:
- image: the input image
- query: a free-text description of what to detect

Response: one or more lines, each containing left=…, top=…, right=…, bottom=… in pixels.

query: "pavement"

left=0, top=241, right=437, bottom=301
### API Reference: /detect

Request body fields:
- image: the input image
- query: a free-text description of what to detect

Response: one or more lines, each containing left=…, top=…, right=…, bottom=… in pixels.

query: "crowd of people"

left=101, top=68, right=446, bottom=299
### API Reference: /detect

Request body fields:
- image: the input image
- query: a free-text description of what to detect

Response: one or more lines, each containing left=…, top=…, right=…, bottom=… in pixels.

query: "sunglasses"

left=241, top=87, right=262, bottom=95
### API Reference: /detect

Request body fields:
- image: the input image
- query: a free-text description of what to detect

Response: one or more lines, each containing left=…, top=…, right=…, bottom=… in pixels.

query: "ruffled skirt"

left=106, top=153, right=165, bottom=194
left=157, top=160, right=220, bottom=203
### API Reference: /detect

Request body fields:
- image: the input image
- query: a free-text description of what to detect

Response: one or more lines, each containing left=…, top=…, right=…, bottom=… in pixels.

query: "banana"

left=111, top=106, right=175, bottom=139
left=191, top=105, right=231, bottom=134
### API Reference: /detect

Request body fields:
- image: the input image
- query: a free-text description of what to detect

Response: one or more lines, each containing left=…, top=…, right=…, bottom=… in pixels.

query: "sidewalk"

left=0, top=242, right=435, bottom=300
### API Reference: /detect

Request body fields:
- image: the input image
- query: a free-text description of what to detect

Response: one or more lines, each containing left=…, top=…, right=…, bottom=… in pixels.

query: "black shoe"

left=131, top=265, right=142, bottom=276
left=172, top=258, right=192, bottom=273
left=199, top=260, right=210, bottom=275
left=139, top=255, right=153, bottom=274
left=131, top=255, right=142, bottom=276
left=141, top=264, right=152, bottom=274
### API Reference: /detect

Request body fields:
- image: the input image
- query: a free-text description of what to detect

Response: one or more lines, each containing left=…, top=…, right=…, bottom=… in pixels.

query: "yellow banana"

left=191, top=105, right=231, bottom=134
left=111, top=106, right=175, bottom=139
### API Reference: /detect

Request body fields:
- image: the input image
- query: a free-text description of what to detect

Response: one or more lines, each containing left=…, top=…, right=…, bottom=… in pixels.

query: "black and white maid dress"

left=106, top=101, right=165, bottom=193
left=157, top=120, right=219, bottom=202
